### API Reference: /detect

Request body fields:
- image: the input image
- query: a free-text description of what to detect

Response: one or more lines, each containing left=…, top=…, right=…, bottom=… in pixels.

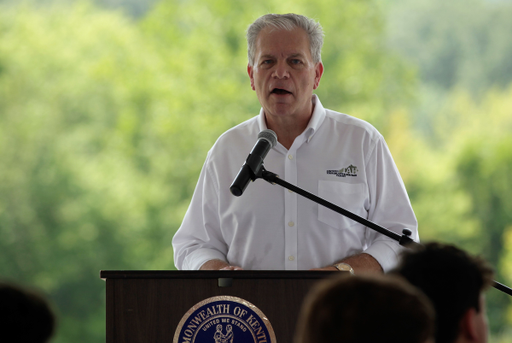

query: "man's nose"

left=272, top=61, right=290, bottom=79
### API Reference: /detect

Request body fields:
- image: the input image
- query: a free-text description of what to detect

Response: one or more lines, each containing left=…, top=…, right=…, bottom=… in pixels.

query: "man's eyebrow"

left=258, top=52, right=306, bottom=60
left=259, top=54, right=275, bottom=60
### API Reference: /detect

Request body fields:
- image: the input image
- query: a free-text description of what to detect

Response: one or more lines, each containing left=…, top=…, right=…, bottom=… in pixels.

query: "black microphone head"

left=258, top=129, right=277, bottom=148
left=229, top=129, right=277, bottom=197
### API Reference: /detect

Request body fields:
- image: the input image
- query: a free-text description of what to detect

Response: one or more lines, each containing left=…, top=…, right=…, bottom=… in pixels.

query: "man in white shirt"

left=172, top=13, right=418, bottom=273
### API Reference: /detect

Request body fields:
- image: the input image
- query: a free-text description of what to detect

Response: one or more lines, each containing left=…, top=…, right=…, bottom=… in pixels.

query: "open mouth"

left=271, top=88, right=292, bottom=95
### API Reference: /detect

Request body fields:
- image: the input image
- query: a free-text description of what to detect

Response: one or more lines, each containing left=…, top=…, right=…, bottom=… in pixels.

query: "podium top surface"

left=100, top=270, right=336, bottom=280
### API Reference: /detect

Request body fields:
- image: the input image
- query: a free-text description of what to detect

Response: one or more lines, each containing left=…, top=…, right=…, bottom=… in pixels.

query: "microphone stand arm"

left=255, top=168, right=512, bottom=297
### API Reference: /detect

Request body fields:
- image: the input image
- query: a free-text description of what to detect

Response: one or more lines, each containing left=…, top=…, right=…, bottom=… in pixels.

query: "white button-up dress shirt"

left=172, top=95, right=418, bottom=271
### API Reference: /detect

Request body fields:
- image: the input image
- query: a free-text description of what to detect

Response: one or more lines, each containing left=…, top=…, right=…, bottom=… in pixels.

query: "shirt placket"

left=284, top=147, right=298, bottom=270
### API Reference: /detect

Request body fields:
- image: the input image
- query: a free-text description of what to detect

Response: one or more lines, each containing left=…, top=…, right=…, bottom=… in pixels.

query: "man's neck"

left=265, top=104, right=315, bottom=150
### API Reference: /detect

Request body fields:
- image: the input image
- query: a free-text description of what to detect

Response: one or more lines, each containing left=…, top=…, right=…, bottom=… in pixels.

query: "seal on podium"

left=173, top=295, right=277, bottom=343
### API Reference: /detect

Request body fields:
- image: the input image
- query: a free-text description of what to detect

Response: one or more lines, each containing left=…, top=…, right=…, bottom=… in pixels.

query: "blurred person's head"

left=295, top=274, right=435, bottom=343
left=391, top=242, right=494, bottom=343
left=0, top=281, right=56, bottom=343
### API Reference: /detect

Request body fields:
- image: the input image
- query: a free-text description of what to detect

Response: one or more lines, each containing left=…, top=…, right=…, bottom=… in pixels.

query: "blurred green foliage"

left=0, top=0, right=511, bottom=342
left=387, top=0, right=512, bottom=96
left=385, top=86, right=512, bottom=337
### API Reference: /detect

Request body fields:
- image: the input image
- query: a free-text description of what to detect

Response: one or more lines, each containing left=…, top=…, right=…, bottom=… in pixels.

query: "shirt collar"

left=305, top=94, right=326, bottom=142
left=257, top=94, right=326, bottom=143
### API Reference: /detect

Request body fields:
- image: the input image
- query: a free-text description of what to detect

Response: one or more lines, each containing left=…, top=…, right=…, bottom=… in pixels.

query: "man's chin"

left=265, top=104, right=295, bottom=117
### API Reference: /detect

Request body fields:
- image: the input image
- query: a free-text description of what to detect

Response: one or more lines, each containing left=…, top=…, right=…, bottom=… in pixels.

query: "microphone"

left=230, top=129, right=278, bottom=197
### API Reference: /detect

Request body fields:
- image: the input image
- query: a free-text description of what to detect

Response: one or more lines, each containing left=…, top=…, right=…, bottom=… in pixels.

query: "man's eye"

left=290, top=59, right=301, bottom=64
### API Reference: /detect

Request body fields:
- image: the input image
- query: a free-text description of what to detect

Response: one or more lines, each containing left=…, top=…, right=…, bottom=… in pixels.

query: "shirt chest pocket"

left=317, top=180, right=368, bottom=230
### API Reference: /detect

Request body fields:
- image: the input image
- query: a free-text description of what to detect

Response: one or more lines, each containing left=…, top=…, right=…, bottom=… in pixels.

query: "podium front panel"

left=101, top=271, right=334, bottom=343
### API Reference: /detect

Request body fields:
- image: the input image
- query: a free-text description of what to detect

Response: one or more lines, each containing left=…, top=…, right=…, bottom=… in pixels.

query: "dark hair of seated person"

left=390, top=242, right=494, bottom=343
left=294, top=273, right=435, bottom=343
left=0, top=281, right=56, bottom=343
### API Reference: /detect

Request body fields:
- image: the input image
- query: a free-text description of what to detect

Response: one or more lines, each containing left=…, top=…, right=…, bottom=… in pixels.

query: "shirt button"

left=288, top=221, right=295, bottom=227
left=288, top=154, right=293, bottom=160
left=288, top=255, right=295, bottom=261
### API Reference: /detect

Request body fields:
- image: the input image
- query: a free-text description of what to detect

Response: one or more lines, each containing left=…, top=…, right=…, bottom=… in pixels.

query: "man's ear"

left=459, top=308, right=479, bottom=341
left=247, top=64, right=255, bottom=91
left=313, top=62, right=324, bottom=90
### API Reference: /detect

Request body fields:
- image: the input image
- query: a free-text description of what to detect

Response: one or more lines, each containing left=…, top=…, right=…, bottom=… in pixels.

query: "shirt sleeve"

left=172, top=151, right=229, bottom=270
left=362, top=135, right=418, bottom=272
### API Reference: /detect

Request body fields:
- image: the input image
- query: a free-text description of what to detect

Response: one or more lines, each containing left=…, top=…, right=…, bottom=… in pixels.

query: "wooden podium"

left=100, top=270, right=334, bottom=343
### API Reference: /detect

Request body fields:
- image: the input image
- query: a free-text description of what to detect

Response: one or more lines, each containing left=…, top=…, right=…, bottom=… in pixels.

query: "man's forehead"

left=254, top=27, right=311, bottom=57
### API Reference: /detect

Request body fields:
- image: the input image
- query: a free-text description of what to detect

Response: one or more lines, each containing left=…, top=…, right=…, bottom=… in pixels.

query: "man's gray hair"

left=246, top=13, right=324, bottom=67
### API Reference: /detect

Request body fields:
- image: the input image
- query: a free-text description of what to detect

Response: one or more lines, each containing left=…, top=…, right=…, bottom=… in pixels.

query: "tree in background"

left=385, top=85, right=512, bottom=338
left=0, top=3, right=183, bottom=341
left=384, top=1, right=512, bottom=336
left=453, top=88, right=512, bottom=335
left=387, top=0, right=512, bottom=96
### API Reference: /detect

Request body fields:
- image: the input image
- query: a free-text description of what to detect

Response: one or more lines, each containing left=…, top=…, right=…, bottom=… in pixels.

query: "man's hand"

left=340, top=253, right=382, bottom=274
left=200, top=259, right=243, bottom=270
left=219, top=265, right=244, bottom=270
left=310, top=253, right=383, bottom=273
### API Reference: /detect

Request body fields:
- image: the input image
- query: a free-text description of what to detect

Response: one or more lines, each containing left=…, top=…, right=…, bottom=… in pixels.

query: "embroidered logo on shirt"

left=326, top=165, right=358, bottom=177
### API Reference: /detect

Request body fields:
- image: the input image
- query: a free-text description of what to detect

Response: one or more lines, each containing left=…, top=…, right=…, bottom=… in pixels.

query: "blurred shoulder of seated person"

left=391, top=242, right=494, bottom=343
left=295, top=273, right=435, bottom=343
left=0, top=281, right=56, bottom=343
